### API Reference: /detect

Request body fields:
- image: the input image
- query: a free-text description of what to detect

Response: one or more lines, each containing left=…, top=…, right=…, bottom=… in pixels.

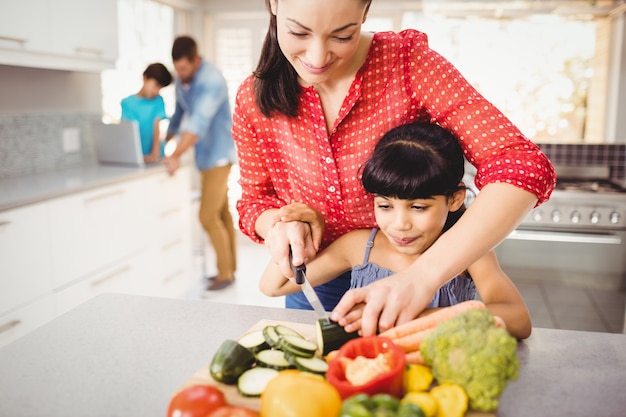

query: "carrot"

left=405, top=350, right=426, bottom=365
left=379, top=300, right=487, bottom=340
left=391, top=327, right=436, bottom=353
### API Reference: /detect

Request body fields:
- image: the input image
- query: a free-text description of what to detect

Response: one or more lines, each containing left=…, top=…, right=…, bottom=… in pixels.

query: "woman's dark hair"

left=172, top=36, right=198, bottom=62
left=143, top=63, right=172, bottom=87
left=361, top=122, right=466, bottom=201
left=254, top=0, right=372, bottom=118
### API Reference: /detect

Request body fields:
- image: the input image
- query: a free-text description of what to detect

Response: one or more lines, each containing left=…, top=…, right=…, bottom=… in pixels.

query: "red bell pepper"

left=325, top=336, right=406, bottom=399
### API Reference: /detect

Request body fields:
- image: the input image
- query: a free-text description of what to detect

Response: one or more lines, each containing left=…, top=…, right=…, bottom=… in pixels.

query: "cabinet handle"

left=0, top=220, right=10, bottom=227
left=160, top=207, right=181, bottom=218
left=91, top=265, right=131, bottom=287
left=162, top=238, right=183, bottom=251
left=75, top=46, right=103, bottom=56
left=0, top=319, right=21, bottom=335
left=0, top=35, right=27, bottom=45
left=83, top=190, right=124, bottom=204
left=163, top=269, right=184, bottom=283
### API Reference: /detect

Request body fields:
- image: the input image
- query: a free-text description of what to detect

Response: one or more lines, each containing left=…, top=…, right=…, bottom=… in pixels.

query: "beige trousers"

left=199, top=164, right=237, bottom=279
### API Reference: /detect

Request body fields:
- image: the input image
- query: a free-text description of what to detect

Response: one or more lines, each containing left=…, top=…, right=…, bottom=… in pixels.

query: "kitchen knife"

left=290, top=250, right=330, bottom=323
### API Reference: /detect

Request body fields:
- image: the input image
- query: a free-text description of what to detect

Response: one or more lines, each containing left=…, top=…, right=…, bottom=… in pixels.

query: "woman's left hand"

left=331, top=272, right=436, bottom=336
left=271, top=202, right=325, bottom=252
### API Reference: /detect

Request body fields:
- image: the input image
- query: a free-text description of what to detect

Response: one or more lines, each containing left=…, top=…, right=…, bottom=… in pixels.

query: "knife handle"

left=289, top=247, right=306, bottom=285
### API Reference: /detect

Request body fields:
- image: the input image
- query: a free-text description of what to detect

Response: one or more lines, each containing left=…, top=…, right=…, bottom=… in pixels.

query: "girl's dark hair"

left=254, top=0, right=372, bottom=118
left=361, top=122, right=466, bottom=201
left=143, top=63, right=172, bottom=87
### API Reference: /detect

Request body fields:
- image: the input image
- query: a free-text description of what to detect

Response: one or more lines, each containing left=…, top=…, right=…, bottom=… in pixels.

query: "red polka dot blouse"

left=232, top=29, right=556, bottom=248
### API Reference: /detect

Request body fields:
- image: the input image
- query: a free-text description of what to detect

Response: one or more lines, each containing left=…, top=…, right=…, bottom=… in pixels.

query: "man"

left=165, top=35, right=237, bottom=291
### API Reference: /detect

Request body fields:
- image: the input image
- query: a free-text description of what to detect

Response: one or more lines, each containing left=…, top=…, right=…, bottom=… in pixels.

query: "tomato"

left=207, top=405, right=259, bottom=417
left=167, top=384, right=227, bottom=417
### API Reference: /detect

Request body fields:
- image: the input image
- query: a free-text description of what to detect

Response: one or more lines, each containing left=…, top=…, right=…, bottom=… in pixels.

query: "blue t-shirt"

left=167, top=60, right=236, bottom=171
left=121, top=94, right=167, bottom=156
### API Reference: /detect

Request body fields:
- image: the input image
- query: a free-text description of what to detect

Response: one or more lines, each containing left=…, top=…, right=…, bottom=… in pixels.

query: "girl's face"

left=374, top=191, right=465, bottom=256
left=269, top=0, right=368, bottom=85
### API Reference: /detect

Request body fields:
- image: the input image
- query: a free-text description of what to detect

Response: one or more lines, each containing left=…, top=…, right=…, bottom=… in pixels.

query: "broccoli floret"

left=419, top=309, right=519, bottom=411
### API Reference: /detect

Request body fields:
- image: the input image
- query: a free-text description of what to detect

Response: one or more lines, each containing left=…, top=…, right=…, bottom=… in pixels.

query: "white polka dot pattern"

left=232, top=29, right=555, bottom=246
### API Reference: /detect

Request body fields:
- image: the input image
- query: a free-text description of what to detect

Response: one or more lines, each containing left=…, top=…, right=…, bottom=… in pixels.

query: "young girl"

left=259, top=122, right=532, bottom=339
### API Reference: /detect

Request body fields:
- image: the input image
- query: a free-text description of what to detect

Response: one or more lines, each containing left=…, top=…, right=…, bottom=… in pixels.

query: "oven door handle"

left=507, top=230, right=622, bottom=245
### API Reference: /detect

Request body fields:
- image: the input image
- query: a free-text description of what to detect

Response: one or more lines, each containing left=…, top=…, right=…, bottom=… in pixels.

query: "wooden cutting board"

left=176, top=319, right=495, bottom=416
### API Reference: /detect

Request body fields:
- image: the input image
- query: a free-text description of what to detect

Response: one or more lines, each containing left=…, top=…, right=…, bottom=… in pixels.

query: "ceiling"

left=377, top=0, right=626, bottom=19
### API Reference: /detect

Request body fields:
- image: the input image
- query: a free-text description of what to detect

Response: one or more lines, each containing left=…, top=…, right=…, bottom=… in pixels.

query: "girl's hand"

left=331, top=273, right=436, bottom=336
left=265, top=219, right=317, bottom=278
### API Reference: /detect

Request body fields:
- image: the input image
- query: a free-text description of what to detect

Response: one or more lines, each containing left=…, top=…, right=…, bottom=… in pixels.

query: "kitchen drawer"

left=146, top=235, right=193, bottom=298
left=54, top=253, right=148, bottom=317
left=0, top=203, right=53, bottom=315
left=0, top=294, right=55, bottom=348
left=48, top=180, right=147, bottom=288
left=143, top=167, right=192, bottom=212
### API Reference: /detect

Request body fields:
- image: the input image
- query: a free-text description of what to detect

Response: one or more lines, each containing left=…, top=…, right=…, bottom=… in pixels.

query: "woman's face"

left=269, top=0, right=369, bottom=85
left=373, top=192, right=465, bottom=256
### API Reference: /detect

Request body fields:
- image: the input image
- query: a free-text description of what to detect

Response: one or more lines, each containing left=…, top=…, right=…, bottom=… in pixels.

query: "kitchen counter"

left=0, top=163, right=168, bottom=211
left=0, top=294, right=624, bottom=417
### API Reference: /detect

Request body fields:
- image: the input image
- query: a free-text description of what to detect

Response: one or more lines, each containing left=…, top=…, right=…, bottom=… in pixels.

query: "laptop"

left=92, top=120, right=161, bottom=167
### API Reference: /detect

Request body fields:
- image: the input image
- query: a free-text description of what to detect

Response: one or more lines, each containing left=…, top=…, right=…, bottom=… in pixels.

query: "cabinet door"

left=48, top=180, right=146, bottom=289
left=49, top=0, right=118, bottom=65
left=0, top=204, right=53, bottom=315
left=0, top=294, right=56, bottom=348
left=0, top=0, right=50, bottom=54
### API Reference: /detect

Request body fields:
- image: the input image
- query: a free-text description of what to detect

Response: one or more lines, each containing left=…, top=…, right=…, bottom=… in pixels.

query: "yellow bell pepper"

left=260, top=369, right=342, bottom=417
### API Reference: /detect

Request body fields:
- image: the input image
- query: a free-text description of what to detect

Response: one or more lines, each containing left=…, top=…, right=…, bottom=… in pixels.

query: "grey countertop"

left=0, top=163, right=168, bottom=211
left=0, top=293, right=624, bottom=417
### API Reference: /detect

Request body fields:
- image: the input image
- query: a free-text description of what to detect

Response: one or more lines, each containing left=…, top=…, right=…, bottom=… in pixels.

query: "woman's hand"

left=331, top=273, right=436, bottom=336
left=262, top=203, right=325, bottom=277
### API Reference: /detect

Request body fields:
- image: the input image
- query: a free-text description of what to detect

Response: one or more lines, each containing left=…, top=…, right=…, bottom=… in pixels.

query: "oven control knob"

left=590, top=211, right=600, bottom=224
left=551, top=210, right=561, bottom=223
left=570, top=210, right=581, bottom=224
left=609, top=211, right=621, bottom=224
left=532, top=210, right=543, bottom=222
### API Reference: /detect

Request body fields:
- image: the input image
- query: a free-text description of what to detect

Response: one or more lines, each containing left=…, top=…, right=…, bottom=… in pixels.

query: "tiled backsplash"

left=0, top=112, right=99, bottom=179
left=537, top=143, right=626, bottom=181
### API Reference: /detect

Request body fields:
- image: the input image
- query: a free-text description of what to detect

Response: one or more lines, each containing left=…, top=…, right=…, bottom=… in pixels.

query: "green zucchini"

left=316, top=318, right=359, bottom=356
left=279, top=334, right=318, bottom=358
left=209, top=339, right=256, bottom=384
left=293, top=355, right=329, bottom=375
left=274, top=324, right=304, bottom=339
left=262, top=325, right=282, bottom=348
left=237, top=329, right=269, bottom=353
left=237, top=367, right=279, bottom=397
left=255, top=349, right=293, bottom=370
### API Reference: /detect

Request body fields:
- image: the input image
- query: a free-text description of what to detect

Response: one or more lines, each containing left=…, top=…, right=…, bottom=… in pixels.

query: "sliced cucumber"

left=238, top=329, right=269, bottom=353
left=237, top=367, right=279, bottom=397
left=316, top=318, right=360, bottom=356
left=262, top=325, right=282, bottom=348
left=293, top=356, right=329, bottom=375
left=279, top=334, right=318, bottom=358
left=275, top=324, right=304, bottom=339
left=255, top=349, right=293, bottom=370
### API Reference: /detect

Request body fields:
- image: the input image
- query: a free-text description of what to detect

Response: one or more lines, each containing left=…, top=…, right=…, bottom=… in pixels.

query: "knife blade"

left=290, top=249, right=330, bottom=323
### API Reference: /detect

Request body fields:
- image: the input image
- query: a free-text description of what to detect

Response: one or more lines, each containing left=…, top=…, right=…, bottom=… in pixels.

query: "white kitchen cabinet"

left=0, top=294, right=56, bottom=348
left=0, top=0, right=117, bottom=71
left=48, top=179, right=146, bottom=289
left=0, top=203, right=54, bottom=316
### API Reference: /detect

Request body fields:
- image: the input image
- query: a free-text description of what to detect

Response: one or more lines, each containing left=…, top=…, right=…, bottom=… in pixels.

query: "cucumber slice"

left=275, top=324, right=304, bottom=339
left=262, top=325, right=282, bottom=348
left=294, top=356, right=329, bottom=375
left=238, top=329, right=269, bottom=353
left=279, top=335, right=318, bottom=358
left=255, top=349, right=293, bottom=370
left=316, top=318, right=360, bottom=356
left=237, top=367, right=279, bottom=397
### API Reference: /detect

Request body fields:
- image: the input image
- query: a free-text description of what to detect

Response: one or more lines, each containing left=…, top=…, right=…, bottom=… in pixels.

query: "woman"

left=232, top=0, right=555, bottom=335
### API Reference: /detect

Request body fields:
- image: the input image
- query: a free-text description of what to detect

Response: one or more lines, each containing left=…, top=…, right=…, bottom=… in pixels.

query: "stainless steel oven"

left=495, top=166, right=626, bottom=293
